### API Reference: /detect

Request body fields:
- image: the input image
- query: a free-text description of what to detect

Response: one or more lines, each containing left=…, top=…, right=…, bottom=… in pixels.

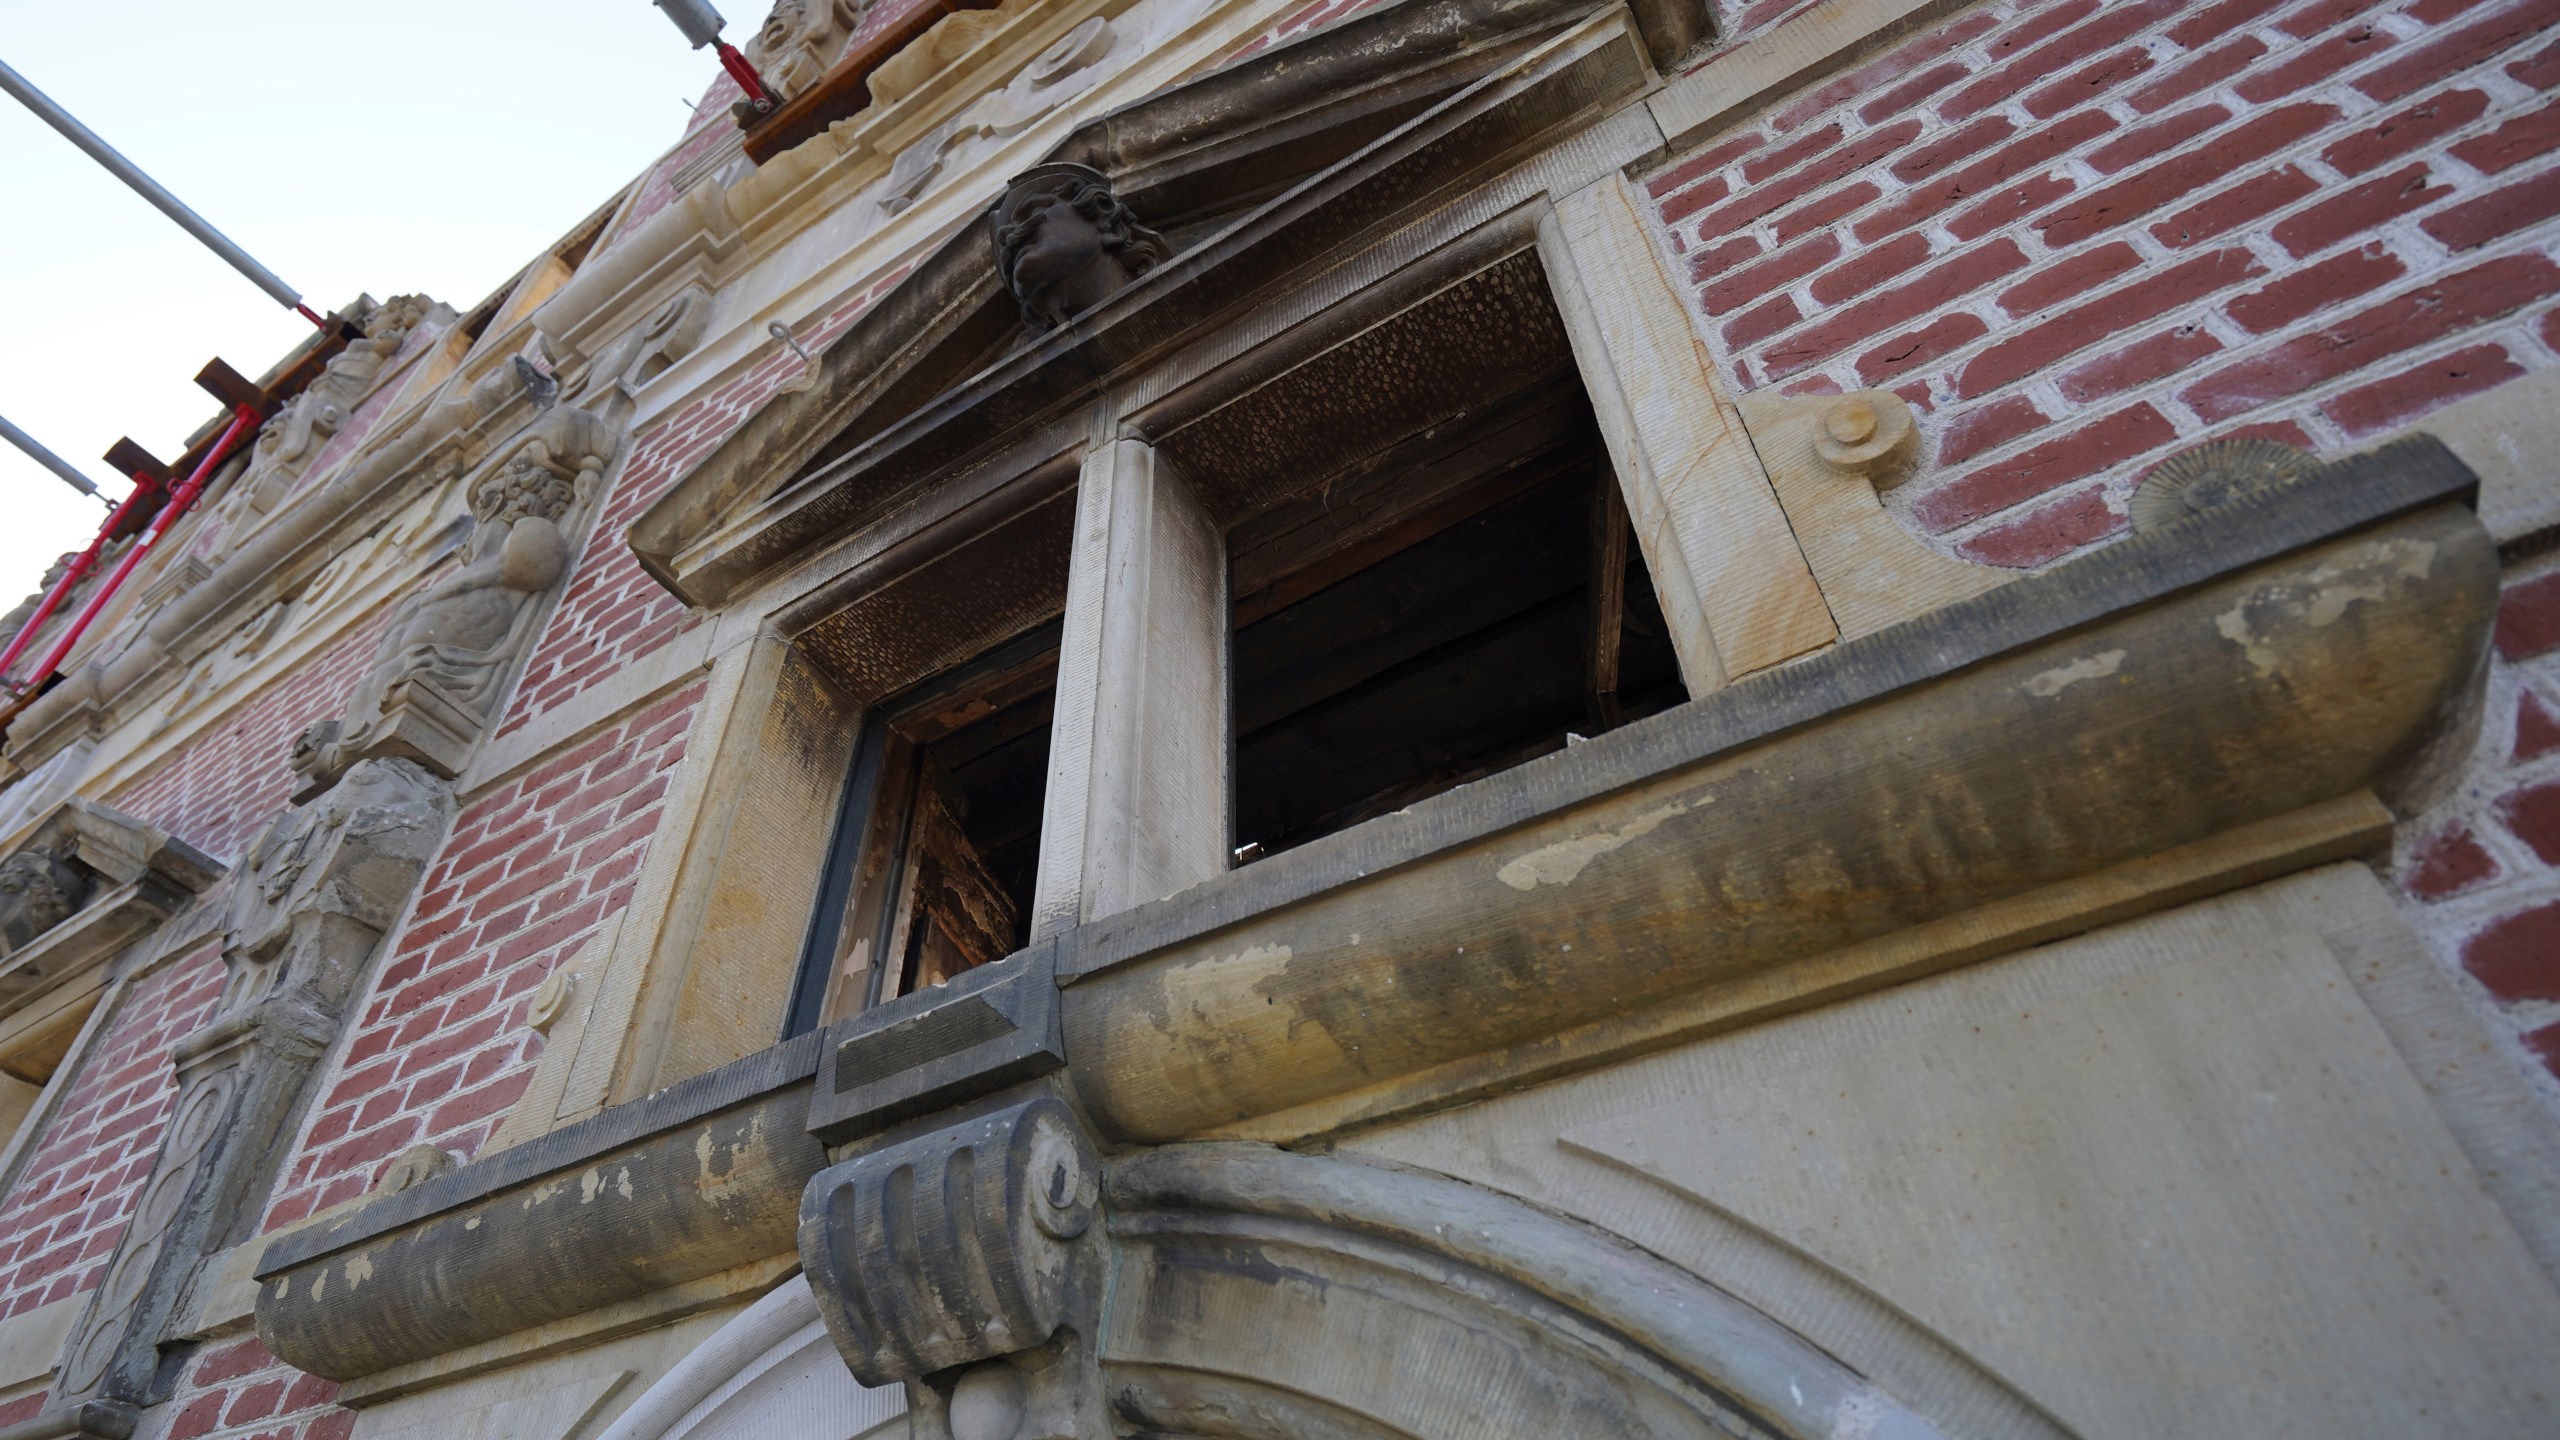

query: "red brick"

left=1891, top=115, right=2014, bottom=182
left=2275, top=159, right=2457, bottom=258
left=1937, top=395, right=2054, bottom=467
left=1771, top=182, right=1881, bottom=244
left=2150, top=164, right=2323, bottom=247
left=2402, top=821, right=2501, bottom=899
left=2169, top=0, right=2286, bottom=47
left=1724, top=294, right=1801, bottom=350
left=167, top=1394, right=228, bottom=1440
left=196, top=1337, right=277, bottom=1385
left=1856, top=312, right=1990, bottom=385
left=2275, top=0, right=2377, bottom=41
left=2181, top=252, right=2560, bottom=421
left=1859, top=111, right=2118, bottom=242
left=2516, top=688, right=2560, bottom=761
left=1858, top=61, right=1971, bottom=126
left=1810, top=232, right=1931, bottom=305
left=1918, top=404, right=2179, bottom=531
left=1963, top=247, right=2265, bottom=397
left=305, top=1409, right=360, bottom=1440
left=2356, top=2, right=2560, bottom=103
left=1659, top=174, right=1732, bottom=226
left=1957, top=486, right=2123, bottom=567
left=225, top=1378, right=289, bottom=1426
left=1692, top=119, right=1926, bottom=235
left=2498, top=778, right=2560, bottom=862
left=2464, top=899, right=2560, bottom=1002
left=2236, top=22, right=2394, bottom=100
left=429, top=1069, right=534, bottom=1136
left=2058, top=324, right=2224, bottom=403
left=2526, top=1019, right=2560, bottom=1082
left=2040, top=102, right=2339, bottom=247
left=2322, top=341, right=2525, bottom=436
left=1763, top=239, right=2028, bottom=378
left=1948, top=173, right=2078, bottom=240
left=283, top=1374, right=341, bottom=1411
left=2513, top=36, right=2560, bottom=87
left=1743, top=123, right=1846, bottom=184
left=1942, top=0, right=2179, bottom=121
left=2225, top=243, right=2407, bottom=334
left=2451, top=97, right=2560, bottom=174
left=2499, top=569, right=2560, bottom=659
left=2422, top=167, right=2560, bottom=249
left=2331, top=87, right=2495, bottom=175
left=2021, top=45, right=2160, bottom=118
left=2131, top=35, right=2269, bottom=112
left=1703, top=234, right=1841, bottom=313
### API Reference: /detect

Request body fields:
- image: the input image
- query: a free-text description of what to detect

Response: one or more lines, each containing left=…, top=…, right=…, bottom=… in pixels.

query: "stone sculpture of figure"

left=745, top=0, right=869, bottom=97
left=229, top=294, right=446, bottom=524
left=290, top=407, right=612, bottom=796
left=992, top=163, right=1172, bottom=333
left=0, top=846, right=91, bottom=955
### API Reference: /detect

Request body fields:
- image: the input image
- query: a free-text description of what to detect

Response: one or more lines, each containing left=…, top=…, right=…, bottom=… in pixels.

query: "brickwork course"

left=0, top=0, right=2553, bottom=1435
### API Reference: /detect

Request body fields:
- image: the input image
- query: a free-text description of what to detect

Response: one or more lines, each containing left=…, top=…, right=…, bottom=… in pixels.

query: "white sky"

left=0, top=0, right=722, bottom=607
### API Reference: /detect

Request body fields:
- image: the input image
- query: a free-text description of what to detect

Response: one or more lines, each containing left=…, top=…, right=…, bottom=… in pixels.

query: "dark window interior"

left=792, top=626, right=1058, bottom=1029
left=1228, top=379, right=1683, bottom=860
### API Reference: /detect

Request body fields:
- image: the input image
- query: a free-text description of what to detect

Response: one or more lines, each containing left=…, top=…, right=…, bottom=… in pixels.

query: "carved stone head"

left=0, top=847, right=91, bottom=954
left=469, top=443, right=581, bottom=528
left=992, top=164, right=1171, bottom=333
left=746, top=0, right=867, bottom=95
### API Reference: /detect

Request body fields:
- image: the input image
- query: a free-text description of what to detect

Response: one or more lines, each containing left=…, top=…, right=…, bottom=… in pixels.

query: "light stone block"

left=1343, top=863, right=2560, bottom=1439
left=1030, top=438, right=1231, bottom=941
left=345, top=1304, right=732, bottom=1440
left=0, top=1295, right=78, bottom=1391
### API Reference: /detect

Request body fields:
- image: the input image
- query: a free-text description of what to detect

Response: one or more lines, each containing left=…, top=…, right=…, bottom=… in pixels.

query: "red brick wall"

left=2398, top=553, right=2560, bottom=1094
left=107, top=607, right=395, bottom=861
left=498, top=268, right=908, bottom=739
left=163, top=1337, right=345, bottom=1440
left=0, top=945, right=223, bottom=1322
left=258, top=680, right=705, bottom=1234
left=1646, top=0, right=2560, bottom=1099
left=1649, top=0, right=2560, bottom=566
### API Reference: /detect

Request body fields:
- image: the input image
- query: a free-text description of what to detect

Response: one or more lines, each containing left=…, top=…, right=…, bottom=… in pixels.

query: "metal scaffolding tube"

left=0, top=55, right=308, bottom=314
left=0, top=414, right=110, bottom=502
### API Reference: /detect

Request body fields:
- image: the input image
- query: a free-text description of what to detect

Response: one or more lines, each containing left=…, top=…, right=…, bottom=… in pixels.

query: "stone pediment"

left=630, top=0, right=1691, bottom=608
left=0, top=797, right=222, bottom=1016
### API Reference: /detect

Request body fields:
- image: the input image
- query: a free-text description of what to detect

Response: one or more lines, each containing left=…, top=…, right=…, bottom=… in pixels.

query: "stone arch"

left=593, top=1275, right=907, bottom=1440
left=1091, top=1144, right=1987, bottom=1440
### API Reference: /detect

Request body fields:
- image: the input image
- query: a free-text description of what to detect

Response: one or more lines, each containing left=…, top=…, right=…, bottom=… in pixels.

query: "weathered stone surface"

left=52, top=760, right=449, bottom=1408
left=991, top=164, right=1170, bottom=334
left=1056, top=447, right=2497, bottom=1142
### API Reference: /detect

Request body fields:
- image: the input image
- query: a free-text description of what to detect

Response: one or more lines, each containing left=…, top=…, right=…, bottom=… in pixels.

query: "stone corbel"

left=799, top=1094, right=1108, bottom=1440
left=0, top=798, right=222, bottom=1022
left=50, top=760, right=450, bottom=1410
left=1734, top=388, right=2006, bottom=642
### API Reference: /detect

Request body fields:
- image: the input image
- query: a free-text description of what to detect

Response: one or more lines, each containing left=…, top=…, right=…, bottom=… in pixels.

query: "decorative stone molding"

left=218, top=296, right=455, bottom=549
left=992, top=163, right=1171, bottom=334
left=52, top=759, right=450, bottom=1409
left=2129, top=437, right=2317, bottom=534
left=287, top=289, right=711, bottom=800
left=1734, top=387, right=2006, bottom=641
left=799, top=1094, right=1109, bottom=1440
left=0, top=798, right=220, bottom=1021
left=744, top=0, right=871, bottom=101
left=879, top=12, right=1119, bottom=219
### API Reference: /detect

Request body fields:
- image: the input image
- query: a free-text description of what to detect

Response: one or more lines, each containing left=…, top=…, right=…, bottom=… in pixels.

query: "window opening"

left=787, top=623, right=1060, bottom=1032
left=1229, top=383, right=1682, bottom=859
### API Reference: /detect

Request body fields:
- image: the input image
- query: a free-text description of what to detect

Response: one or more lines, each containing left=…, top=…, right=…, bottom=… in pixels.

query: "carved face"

left=469, top=448, right=579, bottom=528
left=992, top=167, right=1169, bottom=332
left=0, top=850, right=88, bottom=953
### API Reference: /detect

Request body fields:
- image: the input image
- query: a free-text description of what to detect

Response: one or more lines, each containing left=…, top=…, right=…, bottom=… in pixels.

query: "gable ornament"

left=992, top=164, right=1170, bottom=334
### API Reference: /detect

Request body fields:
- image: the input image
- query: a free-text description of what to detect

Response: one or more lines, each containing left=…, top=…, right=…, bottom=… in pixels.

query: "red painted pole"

left=0, top=478, right=163, bottom=685
left=18, top=405, right=260, bottom=691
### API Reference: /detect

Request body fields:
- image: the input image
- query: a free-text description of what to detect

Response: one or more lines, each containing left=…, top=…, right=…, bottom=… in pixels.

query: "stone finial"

left=992, top=164, right=1170, bottom=333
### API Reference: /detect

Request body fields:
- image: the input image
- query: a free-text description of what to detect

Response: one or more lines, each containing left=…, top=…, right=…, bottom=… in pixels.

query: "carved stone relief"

left=0, top=798, right=220, bottom=1008
left=219, top=295, right=454, bottom=544
left=880, top=16, right=1119, bottom=218
left=286, top=288, right=710, bottom=800
left=745, top=0, right=871, bottom=99
left=992, top=164, right=1170, bottom=333
left=52, top=759, right=450, bottom=1413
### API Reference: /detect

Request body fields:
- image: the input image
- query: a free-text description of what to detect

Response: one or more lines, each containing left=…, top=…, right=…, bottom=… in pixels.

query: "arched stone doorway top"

left=1100, top=1143, right=1962, bottom=1440
left=593, top=1274, right=906, bottom=1440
